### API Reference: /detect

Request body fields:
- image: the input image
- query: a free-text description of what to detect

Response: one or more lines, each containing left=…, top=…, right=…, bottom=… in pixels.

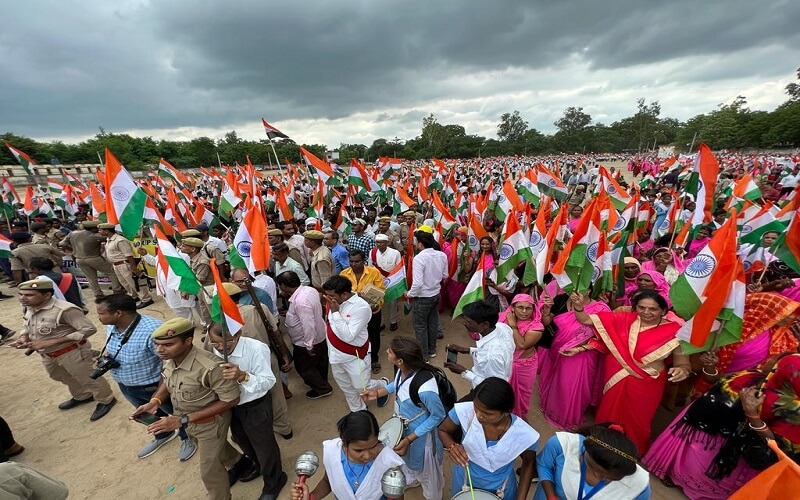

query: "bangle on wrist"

left=749, top=421, right=768, bottom=431
left=701, top=366, right=719, bottom=376
left=150, top=397, right=162, bottom=406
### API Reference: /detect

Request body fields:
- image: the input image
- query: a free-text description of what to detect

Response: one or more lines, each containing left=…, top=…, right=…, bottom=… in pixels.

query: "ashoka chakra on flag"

left=685, top=254, right=716, bottom=279
left=500, top=244, right=514, bottom=260
left=586, top=242, right=598, bottom=263
left=237, top=241, right=252, bottom=258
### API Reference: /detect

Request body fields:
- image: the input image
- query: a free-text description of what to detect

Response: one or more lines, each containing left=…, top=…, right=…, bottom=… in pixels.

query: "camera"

left=89, top=356, right=120, bottom=379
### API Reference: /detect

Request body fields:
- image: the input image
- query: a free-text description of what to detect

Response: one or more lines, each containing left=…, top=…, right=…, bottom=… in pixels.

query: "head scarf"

left=626, top=270, right=671, bottom=308
left=651, top=247, right=687, bottom=273
left=623, top=257, right=642, bottom=281
left=498, top=293, right=544, bottom=336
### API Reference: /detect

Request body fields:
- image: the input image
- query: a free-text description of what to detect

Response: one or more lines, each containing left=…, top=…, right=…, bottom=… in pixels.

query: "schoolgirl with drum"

left=289, top=411, right=405, bottom=500
left=438, top=377, right=539, bottom=500
left=361, top=337, right=447, bottom=500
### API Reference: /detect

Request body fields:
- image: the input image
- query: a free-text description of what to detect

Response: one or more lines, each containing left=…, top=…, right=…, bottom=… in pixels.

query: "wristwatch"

left=180, top=414, right=190, bottom=428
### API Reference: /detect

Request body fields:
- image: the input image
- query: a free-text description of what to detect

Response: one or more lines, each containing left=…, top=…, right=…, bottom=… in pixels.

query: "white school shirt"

left=463, top=324, right=515, bottom=388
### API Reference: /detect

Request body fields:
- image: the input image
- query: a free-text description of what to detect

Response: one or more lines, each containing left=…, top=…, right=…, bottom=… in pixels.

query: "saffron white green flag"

left=383, top=261, right=407, bottom=303
left=496, top=211, right=531, bottom=280
left=453, top=252, right=486, bottom=318
left=104, top=149, right=146, bottom=240
left=153, top=226, right=199, bottom=294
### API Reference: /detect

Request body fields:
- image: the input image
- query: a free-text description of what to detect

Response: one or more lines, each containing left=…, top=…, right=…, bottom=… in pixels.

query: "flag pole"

left=265, top=135, right=284, bottom=176
left=242, top=277, right=292, bottom=370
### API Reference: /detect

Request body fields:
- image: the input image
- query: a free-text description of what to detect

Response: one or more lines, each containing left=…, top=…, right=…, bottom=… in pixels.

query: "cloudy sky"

left=1, top=0, right=798, bottom=148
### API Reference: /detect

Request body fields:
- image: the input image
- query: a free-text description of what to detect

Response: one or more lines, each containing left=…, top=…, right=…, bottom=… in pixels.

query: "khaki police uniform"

left=0, top=462, right=69, bottom=499
left=398, top=222, right=410, bottom=248
left=305, top=232, right=333, bottom=289
left=10, top=242, right=64, bottom=272
left=62, top=223, right=123, bottom=296
left=21, top=287, right=114, bottom=404
left=103, top=230, right=152, bottom=302
left=159, top=327, right=241, bottom=500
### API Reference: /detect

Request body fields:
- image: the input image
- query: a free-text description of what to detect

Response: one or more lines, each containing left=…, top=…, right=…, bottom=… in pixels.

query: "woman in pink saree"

left=642, top=247, right=686, bottom=285
left=441, top=227, right=473, bottom=310
left=622, top=270, right=671, bottom=308
left=567, top=204, right=583, bottom=233
left=538, top=293, right=610, bottom=430
left=564, top=289, right=691, bottom=454
left=499, top=294, right=544, bottom=419
left=686, top=226, right=713, bottom=259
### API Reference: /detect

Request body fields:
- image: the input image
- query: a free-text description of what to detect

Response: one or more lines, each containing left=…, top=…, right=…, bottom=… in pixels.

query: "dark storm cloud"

left=0, top=0, right=797, bottom=140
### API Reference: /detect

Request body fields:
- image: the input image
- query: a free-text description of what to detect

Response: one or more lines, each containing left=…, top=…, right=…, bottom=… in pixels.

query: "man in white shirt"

left=445, top=300, right=514, bottom=391
left=275, top=270, right=333, bottom=400
left=272, top=243, right=310, bottom=286
left=406, top=229, right=448, bottom=360
left=209, top=325, right=287, bottom=500
left=371, top=234, right=402, bottom=331
left=278, top=221, right=309, bottom=268
left=321, top=275, right=388, bottom=412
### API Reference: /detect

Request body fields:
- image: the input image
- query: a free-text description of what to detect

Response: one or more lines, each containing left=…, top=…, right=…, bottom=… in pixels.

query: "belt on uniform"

left=190, top=415, right=217, bottom=425
left=44, top=339, right=87, bottom=358
left=112, top=261, right=128, bottom=265
left=237, top=394, right=268, bottom=409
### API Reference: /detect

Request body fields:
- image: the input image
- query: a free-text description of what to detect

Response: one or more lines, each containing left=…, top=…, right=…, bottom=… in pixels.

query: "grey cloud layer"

left=1, top=0, right=798, bottom=141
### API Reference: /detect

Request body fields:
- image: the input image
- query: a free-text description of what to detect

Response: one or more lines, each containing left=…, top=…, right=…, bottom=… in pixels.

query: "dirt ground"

left=0, top=160, right=686, bottom=499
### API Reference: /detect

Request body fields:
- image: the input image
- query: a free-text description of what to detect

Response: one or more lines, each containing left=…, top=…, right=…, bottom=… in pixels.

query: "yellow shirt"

left=340, top=266, right=386, bottom=311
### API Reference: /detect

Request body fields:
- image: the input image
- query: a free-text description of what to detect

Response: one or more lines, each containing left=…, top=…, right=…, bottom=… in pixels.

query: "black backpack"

left=409, top=369, right=457, bottom=412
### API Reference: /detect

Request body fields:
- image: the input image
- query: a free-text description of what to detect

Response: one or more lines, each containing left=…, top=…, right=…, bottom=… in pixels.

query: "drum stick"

left=465, top=465, right=476, bottom=500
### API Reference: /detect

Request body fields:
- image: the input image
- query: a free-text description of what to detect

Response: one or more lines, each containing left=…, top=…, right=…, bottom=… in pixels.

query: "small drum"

left=378, top=417, right=404, bottom=447
left=451, top=489, right=501, bottom=500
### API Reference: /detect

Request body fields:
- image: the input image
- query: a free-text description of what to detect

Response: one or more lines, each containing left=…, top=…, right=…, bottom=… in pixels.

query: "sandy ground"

left=0, top=160, right=686, bottom=499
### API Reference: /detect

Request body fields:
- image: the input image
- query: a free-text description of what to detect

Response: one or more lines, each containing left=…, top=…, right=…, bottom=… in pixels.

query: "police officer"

left=130, top=318, right=256, bottom=500
left=181, top=228, right=228, bottom=279
left=30, top=222, right=53, bottom=246
left=9, top=232, right=64, bottom=284
left=9, top=279, right=117, bottom=421
left=98, top=223, right=154, bottom=308
left=60, top=220, right=124, bottom=297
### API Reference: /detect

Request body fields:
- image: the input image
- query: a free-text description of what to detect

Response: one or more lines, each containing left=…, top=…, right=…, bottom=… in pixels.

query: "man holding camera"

left=95, top=294, right=196, bottom=461
left=9, top=279, right=117, bottom=421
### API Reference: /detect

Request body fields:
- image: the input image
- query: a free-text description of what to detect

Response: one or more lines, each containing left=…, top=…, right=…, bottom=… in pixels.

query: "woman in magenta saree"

left=538, top=293, right=610, bottom=430
left=498, top=294, right=544, bottom=419
left=564, top=289, right=691, bottom=454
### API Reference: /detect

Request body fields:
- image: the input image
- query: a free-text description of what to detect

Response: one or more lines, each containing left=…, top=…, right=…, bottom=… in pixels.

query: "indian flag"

left=518, top=172, right=541, bottom=207
left=453, top=251, right=486, bottom=318
left=496, top=211, right=531, bottom=280
left=348, top=159, right=381, bottom=192
left=739, top=203, right=786, bottom=245
left=494, top=179, right=525, bottom=222
left=104, top=149, right=146, bottom=240
left=383, top=261, right=407, bottom=303
left=144, top=199, right=173, bottom=236
left=158, top=158, right=188, bottom=187
left=689, top=143, right=719, bottom=227
left=551, top=198, right=601, bottom=293
left=536, top=164, right=569, bottom=201
left=233, top=201, right=270, bottom=274
left=770, top=204, right=800, bottom=274
left=4, top=141, right=35, bottom=176
left=300, top=146, right=334, bottom=185
left=0, top=234, right=12, bottom=258
left=218, top=168, right=242, bottom=217
left=598, top=166, right=631, bottom=211
left=591, top=232, right=614, bottom=298
left=262, top=117, right=289, bottom=140
left=393, top=186, right=415, bottom=216
left=378, top=157, right=402, bottom=182
left=153, top=226, right=199, bottom=294
left=210, top=262, right=244, bottom=336
left=671, top=211, right=740, bottom=348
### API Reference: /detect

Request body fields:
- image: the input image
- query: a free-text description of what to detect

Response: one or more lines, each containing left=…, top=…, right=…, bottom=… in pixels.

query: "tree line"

left=3, top=69, right=799, bottom=170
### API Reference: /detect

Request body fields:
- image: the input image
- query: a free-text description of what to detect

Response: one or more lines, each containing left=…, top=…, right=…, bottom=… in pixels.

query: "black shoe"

left=279, top=431, right=293, bottom=440
left=306, top=389, right=332, bottom=400
left=0, top=327, right=15, bottom=342
left=136, top=299, right=155, bottom=309
left=379, top=324, right=386, bottom=332
left=58, top=397, right=94, bottom=410
left=89, top=398, right=117, bottom=421
left=259, top=471, right=288, bottom=500
left=240, top=461, right=260, bottom=483
left=390, top=323, right=398, bottom=331
left=228, top=456, right=256, bottom=486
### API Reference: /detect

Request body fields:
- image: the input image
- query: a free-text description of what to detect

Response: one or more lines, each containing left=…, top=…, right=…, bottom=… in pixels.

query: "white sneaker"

left=137, top=431, right=178, bottom=459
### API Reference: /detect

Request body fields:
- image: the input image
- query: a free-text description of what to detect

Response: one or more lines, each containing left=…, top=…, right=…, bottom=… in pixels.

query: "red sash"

left=371, top=249, right=390, bottom=277
left=58, top=273, right=74, bottom=295
left=326, top=323, right=369, bottom=358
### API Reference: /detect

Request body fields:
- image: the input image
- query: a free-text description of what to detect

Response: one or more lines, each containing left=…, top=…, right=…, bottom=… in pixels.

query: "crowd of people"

left=1, top=148, right=800, bottom=499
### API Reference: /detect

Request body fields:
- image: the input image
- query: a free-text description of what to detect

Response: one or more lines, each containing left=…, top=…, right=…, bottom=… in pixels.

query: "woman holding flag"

left=562, top=289, right=691, bottom=454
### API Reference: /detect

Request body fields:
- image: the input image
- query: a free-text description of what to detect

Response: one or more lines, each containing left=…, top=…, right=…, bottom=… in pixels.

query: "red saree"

left=589, top=312, right=680, bottom=454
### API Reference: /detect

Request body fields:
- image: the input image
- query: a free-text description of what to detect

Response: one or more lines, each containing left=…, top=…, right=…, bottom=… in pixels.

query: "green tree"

left=497, top=110, right=528, bottom=142
left=553, top=107, right=592, bottom=152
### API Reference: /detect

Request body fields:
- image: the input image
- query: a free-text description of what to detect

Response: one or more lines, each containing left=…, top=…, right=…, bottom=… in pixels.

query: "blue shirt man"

left=323, top=230, right=349, bottom=274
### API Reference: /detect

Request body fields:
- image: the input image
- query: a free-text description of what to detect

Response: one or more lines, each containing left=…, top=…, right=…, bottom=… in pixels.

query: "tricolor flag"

left=739, top=203, right=786, bottom=245
left=551, top=198, right=602, bottom=293
left=219, top=168, right=242, bottom=217
left=671, top=211, right=742, bottom=350
left=158, top=158, right=189, bottom=187
left=348, top=159, right=381, bottom=192
left=689, top=143, right=720, bottom=228
left=536, top=164, right=569, bottom=201
left=233, top=202, right=270, bottom=274
left=104, top=149, right=146, bottom=240
left=517, top=172, right=541, bottom=208
left=496, top=211, right=531, bottom=280
left=453, top=252, right=486, bottom=318
left=300, top=146, right=334, bottom=185
left=153, top=226, right=199, bottom=294
left=144, top=199, right=173, bottom=236
left=4, top=141, right=35, bottom=176
left=0, top=234, right=12, bottom=258
left=261, top=118, right=290, bottom=140
left=210, top=262, right=244, bottom=336
left=377, top=157, right=402, bottom=182
left=770, top=202, right=800, bottom=275
left=494, top=179, right=525, bottom=222
left=383, top=261, right=408, bottom=303
left=598, top=166, right=631, bottom=210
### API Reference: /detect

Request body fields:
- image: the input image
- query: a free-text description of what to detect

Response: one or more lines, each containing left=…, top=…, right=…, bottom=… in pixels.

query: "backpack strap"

left=409, top=370, right=434, bottom=408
